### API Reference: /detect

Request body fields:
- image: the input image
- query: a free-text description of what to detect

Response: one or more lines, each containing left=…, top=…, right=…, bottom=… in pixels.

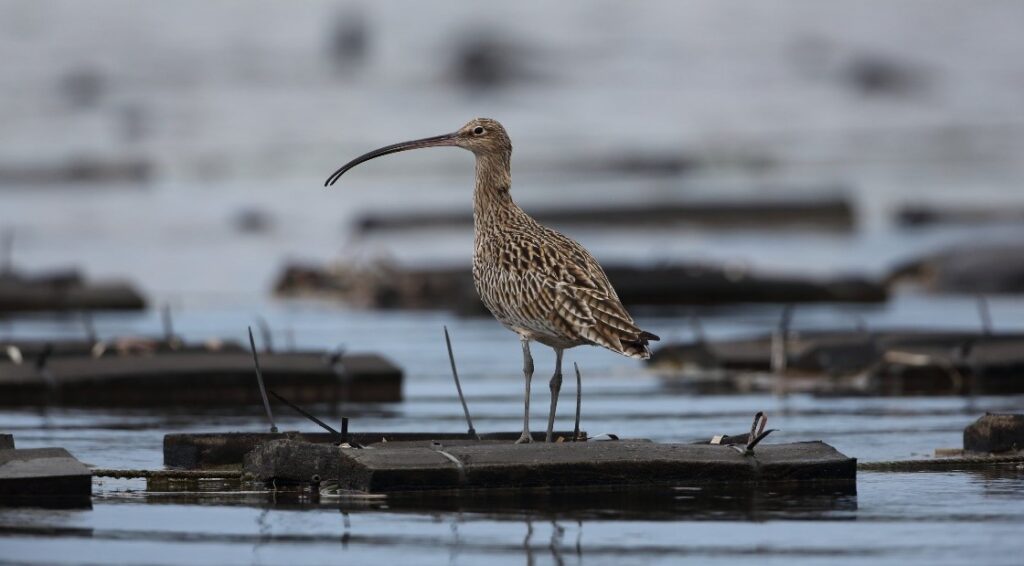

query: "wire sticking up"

left=573, top=362, right=582, bottom=441
left=80, top=311, right=97, bottom=344
left=161, top=304, right=178, bottom=349
left=771, top=305, right=794, bottom=374
left=268, top=389, right=340, bottom=440
left=688, top=313, right=707, bottom=345
left=976, top=295, right=993, bottom=336
left=34, top=343, right=57, bottom=390
left=247, top=326, right=278, bottom=433
left=1, top=228, right=13, bottom=274
left=731, top=411, right=776, bottom=455
left=443, top=326, right=479, bottom=440
left=256, top=316, right=274, bottom=353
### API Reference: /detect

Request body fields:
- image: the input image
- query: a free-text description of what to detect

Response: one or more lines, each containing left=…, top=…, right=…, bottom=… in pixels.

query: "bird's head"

left=325, top=117, right=511, bottom=186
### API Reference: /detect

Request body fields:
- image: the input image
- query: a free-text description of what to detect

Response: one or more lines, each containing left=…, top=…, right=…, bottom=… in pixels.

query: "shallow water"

left=2, top=302, right=1024, bottom=565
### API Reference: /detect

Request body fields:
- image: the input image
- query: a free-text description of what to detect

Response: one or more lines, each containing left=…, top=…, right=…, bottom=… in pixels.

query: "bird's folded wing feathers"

left=488, top=231, right=652, bottom=356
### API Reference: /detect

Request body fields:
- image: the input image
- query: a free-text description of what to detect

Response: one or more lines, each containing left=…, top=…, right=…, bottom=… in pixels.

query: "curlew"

left=326, top=118, right=659, bottom=443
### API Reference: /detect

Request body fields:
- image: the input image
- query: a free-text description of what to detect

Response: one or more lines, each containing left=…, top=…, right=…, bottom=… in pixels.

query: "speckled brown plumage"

left=470, top=135, right=658, bottom=359
left=325, top=117, right=659, bottom=443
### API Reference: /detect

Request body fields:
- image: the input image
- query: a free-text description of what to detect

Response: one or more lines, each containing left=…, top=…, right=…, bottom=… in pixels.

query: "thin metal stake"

left=976, top=295, right=993, bottom=336
left=81, top=311, right=97, bottom=344
left=161, top=304, right=175, bottom=346
left=573, top=362, right=582, bottom=441
left=256, top=316, right=274, bottom=353
left=1, top=228, right=13, bottom=274
left=688, top=314, right=707, bottom=345
left=443, top=326, right=479, bottom=440
left=35, top=343, right=57, bottom=390
left=771, top=304, right=793, bottom=397
left=248, top=326, right=277, bottom=433
left=268, top=389, right=339, bottom=439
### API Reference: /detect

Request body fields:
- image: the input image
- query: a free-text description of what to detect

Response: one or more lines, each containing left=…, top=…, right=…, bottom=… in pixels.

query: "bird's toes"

left=514, top=432, right=533, bottom=444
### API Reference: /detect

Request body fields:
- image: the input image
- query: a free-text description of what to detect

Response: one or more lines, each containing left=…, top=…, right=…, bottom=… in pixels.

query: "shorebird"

left=325, top=118, right=659, bottom=443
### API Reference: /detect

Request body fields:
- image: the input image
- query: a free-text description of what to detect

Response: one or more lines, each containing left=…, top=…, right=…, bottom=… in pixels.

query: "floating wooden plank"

left=0, top=448, right=92, bottom=507
left=164, top=431, right=581, bottom=469
left=244, top=439, right=855, bottom=492
left=0, top=351, right=402, bottom=407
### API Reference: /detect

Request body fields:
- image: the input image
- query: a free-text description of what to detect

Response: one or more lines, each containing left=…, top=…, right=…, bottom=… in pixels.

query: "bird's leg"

left=516, top=337, right=534, bottom=444
left=545, top=348, right=564, bottom=443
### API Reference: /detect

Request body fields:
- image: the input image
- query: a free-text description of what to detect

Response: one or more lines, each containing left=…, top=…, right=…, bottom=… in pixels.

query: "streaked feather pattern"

left=473, top=192, right=659, bottom=359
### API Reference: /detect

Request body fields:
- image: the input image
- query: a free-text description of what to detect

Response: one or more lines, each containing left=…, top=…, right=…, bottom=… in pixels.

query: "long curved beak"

left=324, top=132, right=459, bottom=187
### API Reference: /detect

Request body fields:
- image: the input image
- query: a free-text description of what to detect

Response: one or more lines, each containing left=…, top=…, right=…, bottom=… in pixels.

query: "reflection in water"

left=523, top=519, right=533, bottom=566
left=253, top=506, right=271, bottom=564
left=135, top=479, right=858, bottom=522
left=341, top=510, right=351, bottom=547
left=380, top=483, right=858, bottom=522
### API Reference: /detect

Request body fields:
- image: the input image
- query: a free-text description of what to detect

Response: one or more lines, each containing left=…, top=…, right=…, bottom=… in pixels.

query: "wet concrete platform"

left=0, top=273, right=145, bottom=313
left=652, top=330, right=1024, bottom=395
left=0, top=446, right=92, bottom=507
left=165, top=431, right=580, bottom=469
left=244, top=439, right=855, bottom=492
left=0, top=351, right=402, bottom=407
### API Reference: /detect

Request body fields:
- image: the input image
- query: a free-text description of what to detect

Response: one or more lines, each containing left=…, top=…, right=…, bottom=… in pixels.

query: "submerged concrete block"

left=964, top=413, right=1024, bottom=453
left=0, top=448, right=92, bottom=506
left=244, top=439, right=855, bottom=492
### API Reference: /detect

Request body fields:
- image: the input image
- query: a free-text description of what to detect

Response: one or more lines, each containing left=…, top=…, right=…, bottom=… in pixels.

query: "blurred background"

left=3, top=0, right=1024, bottom=303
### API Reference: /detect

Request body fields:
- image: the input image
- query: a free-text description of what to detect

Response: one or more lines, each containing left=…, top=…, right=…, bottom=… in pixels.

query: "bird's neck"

left=472, top=151, right=515, bottom=227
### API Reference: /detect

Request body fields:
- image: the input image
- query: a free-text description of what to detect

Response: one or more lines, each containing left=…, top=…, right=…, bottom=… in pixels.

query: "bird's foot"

left=515, top=432, right=533, bottom=444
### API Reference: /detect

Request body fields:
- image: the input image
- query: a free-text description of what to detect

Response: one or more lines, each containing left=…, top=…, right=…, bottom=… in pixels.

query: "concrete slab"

left=0, top=351, right=402, bottom=407
left=0, top=448, right=92, bottom=507
left=275, top=261, right=884, bottom=313
left=964, top=413, right=1024, bottom=453
left=0, top=279, right=145, bottom=313
left=166, top=430, right=580, bottom=469
left=653, top=331, right=1024, bottom=395
left=244, top=439, right=855, bottom=492
left=353, top=197, right=855, bottom=233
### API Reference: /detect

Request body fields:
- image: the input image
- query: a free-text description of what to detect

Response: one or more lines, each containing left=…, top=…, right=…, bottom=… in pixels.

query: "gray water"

left=2, top=302, right=1024, bottom=565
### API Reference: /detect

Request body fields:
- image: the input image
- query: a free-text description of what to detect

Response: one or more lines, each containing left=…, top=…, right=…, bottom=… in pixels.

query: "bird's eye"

left=473, top=126, right=485, bottom=135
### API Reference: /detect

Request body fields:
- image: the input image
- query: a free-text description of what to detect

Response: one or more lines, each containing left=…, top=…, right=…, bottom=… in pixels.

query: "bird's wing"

left=480, top=225, right=656, bottom=359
